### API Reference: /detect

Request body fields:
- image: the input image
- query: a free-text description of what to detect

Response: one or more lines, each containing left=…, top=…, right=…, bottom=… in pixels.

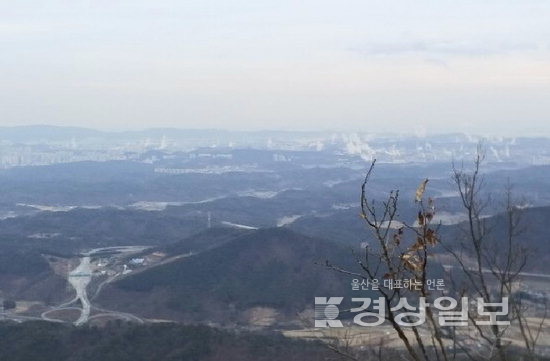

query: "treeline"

left=0, top=321, right=330, bottom=361
left=0, top=246, right=50, bottom=276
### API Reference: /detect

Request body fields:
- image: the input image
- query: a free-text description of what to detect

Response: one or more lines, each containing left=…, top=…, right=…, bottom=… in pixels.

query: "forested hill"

left=0, top=321, right=330, bottom=361
left=98, top=228, right=361, bottom=323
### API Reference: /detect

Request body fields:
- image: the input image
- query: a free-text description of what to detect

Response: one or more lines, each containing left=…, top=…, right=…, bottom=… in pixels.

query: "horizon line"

left=1, top=123, right=548, bottom=139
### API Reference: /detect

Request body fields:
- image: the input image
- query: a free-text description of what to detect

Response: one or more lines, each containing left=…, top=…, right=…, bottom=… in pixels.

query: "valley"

left=0, top=128, right=549, bottom=359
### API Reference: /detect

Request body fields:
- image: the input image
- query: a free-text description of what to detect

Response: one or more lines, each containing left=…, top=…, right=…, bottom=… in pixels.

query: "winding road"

left=37, top=246, right=149, bottom=325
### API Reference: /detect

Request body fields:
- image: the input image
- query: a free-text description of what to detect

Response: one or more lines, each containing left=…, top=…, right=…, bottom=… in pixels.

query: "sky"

left=1, top=0, right=550, bottom=136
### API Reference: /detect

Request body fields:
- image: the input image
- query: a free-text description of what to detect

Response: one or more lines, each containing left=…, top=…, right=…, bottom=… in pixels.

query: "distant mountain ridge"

left=0, top=125, right=329, bottom=142
left=0, top=125, right=104, bottom=141
left=3, top=124, right=550, bottom=142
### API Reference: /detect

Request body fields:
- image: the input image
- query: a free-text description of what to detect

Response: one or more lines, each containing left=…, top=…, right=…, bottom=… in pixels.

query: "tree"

left=445, top=147, right=547, bottom=360
left=325, top=147, right=547, bottom=361
left=2, top=299, right=16, bottom=311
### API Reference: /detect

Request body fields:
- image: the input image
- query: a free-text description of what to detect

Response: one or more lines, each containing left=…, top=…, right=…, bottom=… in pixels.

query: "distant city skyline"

left=1, top=1, right=550, bottom=136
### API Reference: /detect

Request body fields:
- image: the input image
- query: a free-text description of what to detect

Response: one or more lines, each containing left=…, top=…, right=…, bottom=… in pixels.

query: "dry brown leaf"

left=415, top=178, right=429, bottom=202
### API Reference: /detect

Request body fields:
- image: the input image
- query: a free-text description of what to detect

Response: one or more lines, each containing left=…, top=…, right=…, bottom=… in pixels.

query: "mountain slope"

left=291, top=204, right=550, bottom=272
left=0, top=321, right=330, bottom=361
left=0, top=246, right=68, bottom=303
left=97, top=228, right=359, bottom=325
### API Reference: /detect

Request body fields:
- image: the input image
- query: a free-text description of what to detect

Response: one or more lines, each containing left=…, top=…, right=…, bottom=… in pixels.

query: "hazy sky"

left=1, top=1, right=550, bottom=135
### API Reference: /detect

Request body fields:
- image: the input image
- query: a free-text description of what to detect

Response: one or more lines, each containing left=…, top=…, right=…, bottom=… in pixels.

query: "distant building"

left=129, top=258, right=145, bottom=266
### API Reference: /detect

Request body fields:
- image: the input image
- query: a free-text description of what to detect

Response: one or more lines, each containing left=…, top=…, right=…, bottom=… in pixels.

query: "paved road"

left=41, top=307, right=82, bottom=323
left=443, top=264, right=550, bottom=280
left=37, top=246, right=148, bottom=325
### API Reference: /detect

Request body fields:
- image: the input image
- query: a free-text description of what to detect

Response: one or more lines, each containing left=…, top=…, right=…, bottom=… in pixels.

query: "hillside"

left=291, top=204, right=550, bottom=272
left=97, top=228, right=361, bottom=325
left=0, top=321, right=330, bottom=361
left=438, top=205, right=550, bottom=272
left=160, top=227, right=252, bottom=256
left=0, top=207, right=208, bottom=254
left=0, top=246, right=68, bottom=303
